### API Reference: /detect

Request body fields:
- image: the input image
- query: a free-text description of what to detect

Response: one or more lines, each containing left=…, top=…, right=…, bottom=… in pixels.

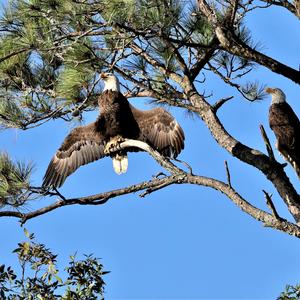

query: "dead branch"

left=1, top=139, right=300, bottom=239
left=184, top=83, right=300, bottom=223
left=259, top=124, right=275, bottom=161
left=224, top=160, right=232, bottom=188
left=213, top=96, right=234, bottom=112
left=0, top=175, right=184, bottom=224
left=196, top=0, right=300, bottom=84
left=263, top=190, right=283, bottom=221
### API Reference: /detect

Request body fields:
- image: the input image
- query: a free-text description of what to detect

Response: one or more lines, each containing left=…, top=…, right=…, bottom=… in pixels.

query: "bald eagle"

left=266, top=87, right=300, bottom=178
left=43, top=73, right=185, bottom=188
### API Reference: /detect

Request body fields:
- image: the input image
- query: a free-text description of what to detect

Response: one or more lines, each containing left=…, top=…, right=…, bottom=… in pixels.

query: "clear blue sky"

left=1, top=2, right=300, bottom=299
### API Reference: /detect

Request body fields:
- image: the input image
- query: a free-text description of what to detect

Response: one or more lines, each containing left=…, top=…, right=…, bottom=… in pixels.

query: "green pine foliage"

left=0, top=0, right=224, bottom=131
left=0, top=152, right=33, bottom=208
left=184, top=5, right=214, bottom=45
left=0, top=0, right=266, bottom=205
left=102, top=0, right=136, bottom=24
left=0, top=94, right=25, bottom=128
left=56, top=66, right=94, bottom=104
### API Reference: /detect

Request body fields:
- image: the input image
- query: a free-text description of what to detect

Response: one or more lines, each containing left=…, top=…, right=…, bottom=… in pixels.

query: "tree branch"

left=197, top=0, right=300, bottom=84
left=214, top=27, right=300, bottom=84
left=1, top=140, right=300, bottom=239
left=259, top=124, right=275, bottom=161
left=1, top=175, right=184, bottom=224
left=224, top=160, right=232, bottom=188
left=185, top=84, right=300, bottom=223
left=259, top=0, right=299, bottom=17
left=263, top=190, right=283, bottom=221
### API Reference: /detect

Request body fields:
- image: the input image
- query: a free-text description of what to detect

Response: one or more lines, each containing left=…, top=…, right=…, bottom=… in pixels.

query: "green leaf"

left=55, top=275, right=63, bottom=283
left=24, top=228, right=30, bottom=238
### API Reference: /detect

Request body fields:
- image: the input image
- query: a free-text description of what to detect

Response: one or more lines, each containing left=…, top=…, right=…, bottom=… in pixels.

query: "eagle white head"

left=101, top=72, right=120, bottom=92
left=265, top=87, right=286, bottom=104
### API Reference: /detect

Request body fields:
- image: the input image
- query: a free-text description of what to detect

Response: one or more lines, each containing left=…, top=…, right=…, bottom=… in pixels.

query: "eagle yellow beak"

left=100, top=72, right=108, bottom=79
left=265, top=87, right=275, bottom=94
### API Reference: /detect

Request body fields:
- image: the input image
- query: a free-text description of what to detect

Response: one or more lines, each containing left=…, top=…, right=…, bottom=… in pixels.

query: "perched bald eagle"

left=266, top=87, right=300, bottom=178
left=43, top=73, right=185, bottom=188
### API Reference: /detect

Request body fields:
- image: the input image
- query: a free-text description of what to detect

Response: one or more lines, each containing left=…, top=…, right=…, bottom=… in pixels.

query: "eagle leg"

left=104, top=135, right=125, bottom=155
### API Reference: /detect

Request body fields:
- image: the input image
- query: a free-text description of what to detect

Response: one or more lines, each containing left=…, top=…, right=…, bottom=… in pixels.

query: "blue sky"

left=1, top=2, right=300, bottom=299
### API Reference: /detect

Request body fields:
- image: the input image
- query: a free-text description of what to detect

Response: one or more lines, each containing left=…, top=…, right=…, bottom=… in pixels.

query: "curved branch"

left=186, top=88, right=300, bottom=223
left=0, top=174, right=183, bottom=224
left=215, top=26, right=300, bottom=85
left=185, top=174, right=300, bottom=237
left=196, top=0, right=300, bottom=84
left=1, top=140, right=300, bottom=239
left=259, top=0, right=299, bottom=17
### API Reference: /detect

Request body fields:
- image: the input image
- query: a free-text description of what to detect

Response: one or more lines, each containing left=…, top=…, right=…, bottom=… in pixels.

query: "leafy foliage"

left=0, top=229, right=108, bottom=299
left=278, top=285, right=300, bottom=300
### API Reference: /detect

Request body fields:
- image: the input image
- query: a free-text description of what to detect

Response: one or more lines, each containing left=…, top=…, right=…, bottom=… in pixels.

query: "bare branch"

left=213, top=96, right=234, bottom=112
left=224, top=160, right=232, bottom=188
left=214, top=27, right=300, bottom=84
left=259, top=0, right=299, bottom=16
left=186, top=174, right=300, bottom=237
left=184, top=82, right=300, bottom=223
left=263, top=190, right=283, bottom=221
left=1, top=140, right=300, bottom=238
left=259, top=124, right=275, bottom=161
left=190, top=39, right=219, bottom=80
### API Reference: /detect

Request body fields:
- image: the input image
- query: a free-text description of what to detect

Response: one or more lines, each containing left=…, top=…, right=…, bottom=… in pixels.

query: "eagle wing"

left=269, top=102, right=300, bottom=177
left=269, top=103, right=300, bottom=152
left=131, top=106, right=185, bottom=157
left=43, top=121, right=106, bottom=188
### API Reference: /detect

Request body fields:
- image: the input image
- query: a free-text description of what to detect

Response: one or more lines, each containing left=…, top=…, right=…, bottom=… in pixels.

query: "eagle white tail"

left=112, top=153, right=128, bottom=175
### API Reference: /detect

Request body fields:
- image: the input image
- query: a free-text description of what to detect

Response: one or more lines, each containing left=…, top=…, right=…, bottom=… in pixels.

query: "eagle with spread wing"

left=266, top=87, right=300, bottom=179
left=43, top=73, right=185, bottom=188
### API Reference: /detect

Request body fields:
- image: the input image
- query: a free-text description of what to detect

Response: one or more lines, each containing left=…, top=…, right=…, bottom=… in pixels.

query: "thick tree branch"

left=190, top=38, right=219, bottom=80
left=215, top=27, right=300, bottom=84
left=1, top=140, right=300, bottom=239
left=0, top=175, right=184, bottom=224
left=197, top=0, right=300, bottom=84
left=184, top=85, right=300, bottom=223
left=185, top=174, right=300, bottom=237
left=259, top=0, right=299, bottom=17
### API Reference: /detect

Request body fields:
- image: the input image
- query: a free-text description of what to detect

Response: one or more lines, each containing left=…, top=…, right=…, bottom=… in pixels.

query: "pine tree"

left=0, top=0, right=300, bottom=235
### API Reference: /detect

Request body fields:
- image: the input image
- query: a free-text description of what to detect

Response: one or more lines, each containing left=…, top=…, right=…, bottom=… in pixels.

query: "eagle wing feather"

left=131, top=106, right=185, bottom=157
left=269, top=102, right=300, bottom=178
left=43, top=122, right=106, bottom=188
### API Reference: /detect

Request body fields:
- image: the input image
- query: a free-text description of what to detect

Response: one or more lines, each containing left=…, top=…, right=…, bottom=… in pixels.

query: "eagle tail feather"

left=112, top=153, right=128, bottom=175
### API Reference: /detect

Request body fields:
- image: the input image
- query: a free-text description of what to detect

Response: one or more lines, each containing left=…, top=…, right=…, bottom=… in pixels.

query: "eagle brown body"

left=43, top=76, right=184, bottom=188
left=267, top=87, right=300, bottom=179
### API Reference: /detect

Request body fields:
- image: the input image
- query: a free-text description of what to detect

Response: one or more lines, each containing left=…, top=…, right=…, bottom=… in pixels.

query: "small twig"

left=224, top=160, right=232, bottom=188
left=259, top=124, right=275, bottom=161
left=213, top=96, right=234, bottom=112
left=140, top=173, right=187, bottom=198
left=53, top=187, right=66, bottom=201
left=173, top=158, right=194, bottom=175
left=262, top=190, right=283, bottom=221
left=153, top=172, right=167, bottom=179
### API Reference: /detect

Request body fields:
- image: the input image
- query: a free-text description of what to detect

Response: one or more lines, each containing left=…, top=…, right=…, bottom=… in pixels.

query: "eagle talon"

left=104, top=135, right=125, bottom=155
